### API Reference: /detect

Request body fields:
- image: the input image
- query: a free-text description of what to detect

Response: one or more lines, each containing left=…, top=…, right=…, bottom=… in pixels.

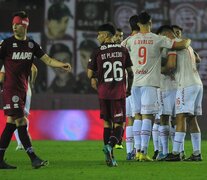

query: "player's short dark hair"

left=49, top=43, right=72, bottom=63
left=48, top=2, right=73, bottom=21
left=97, top=23, right=116, bottom=36
left=171, top=25, right=183, bottom=32
left=116, top=28, right=123, bottom=32
left=129, top=15, right=140, bottom=31
left=12, top=11, right=28, bottom=18
left=156, top=25, right=174, bottom=34
left=137, top=11, right=151, bottom=25
left=79, top=39, right=98, bottom=51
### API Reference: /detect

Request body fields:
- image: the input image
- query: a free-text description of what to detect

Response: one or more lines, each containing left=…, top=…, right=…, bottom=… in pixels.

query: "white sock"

left=133, top=119, right=142, bottom=152
left=159, top=125, right=169, bottom=155
left=152, top=123, right=159, bottom=152
left=191, top=133, right=201, bottom=155
left=14, top=129, right=22, bottom=146
left=141, top=119, right=152, bottom=154
left=170, top=125, right=175, bottom=145
left=158, top=135, right=163, bottom=152
left=180, top=142, right=185, bottom=153
left=126, top=126, right=133, bottom=153
left=173, top=132, right=186, bottom=154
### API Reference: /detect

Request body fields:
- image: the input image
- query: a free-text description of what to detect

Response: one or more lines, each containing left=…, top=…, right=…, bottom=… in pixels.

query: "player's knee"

left=15, top=117, right=27, bottom=127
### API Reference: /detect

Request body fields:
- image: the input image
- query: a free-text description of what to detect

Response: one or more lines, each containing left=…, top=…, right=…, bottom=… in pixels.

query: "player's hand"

left=126, top=88, right=131, bottom=97
left=91, top=78, right=97, bottom=90
left=184, top=38, right=191, bottom=48
left=62, top=63, right=72, bottom=72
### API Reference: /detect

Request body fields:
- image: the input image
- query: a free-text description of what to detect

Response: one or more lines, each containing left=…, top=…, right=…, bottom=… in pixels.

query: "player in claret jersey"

left=87, top=23, right=133, bottom=167
left=0, top=11, right=71, bottom=169
left=126, top=11, right=191, bottom=161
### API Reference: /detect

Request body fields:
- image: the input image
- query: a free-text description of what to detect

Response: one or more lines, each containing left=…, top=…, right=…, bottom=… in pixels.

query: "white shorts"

left=126, top=95, right=134, bottom=117
left=131, top=86, right=159, bottom=115
left=160, top=89, right=176, bottom=116
left=24, top=85, right=32, bottom=116
left=176, top=85, right=203, bottom=115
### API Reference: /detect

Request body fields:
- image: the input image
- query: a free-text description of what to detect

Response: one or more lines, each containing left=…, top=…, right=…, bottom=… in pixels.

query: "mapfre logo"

left=12, top=52, right=32, bottom=60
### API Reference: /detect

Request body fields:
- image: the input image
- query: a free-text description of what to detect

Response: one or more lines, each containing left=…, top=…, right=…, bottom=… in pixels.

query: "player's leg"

left=131, top=87, right=142, bottom=160
left=152, top=117, right=160, bottom=160
left=14, top=86, right=32, bottom=151
left=157, top=115, right=169, bottom=160
left=125, top=96, right=135, bottom=159
left=115, top=122, right=125, bottom=149
left=14, top=129, right=24, bottom=150
left=15, top=116, right=48, bottom=168
left=185, top=116, right=202, bottom=161
left=0, top=116, right=17, bottom=169
left=140, top=86, right=158, bottom=161
left=126, top=116, right=135, bottom=160
left=185, top=85, right=203, bottom=161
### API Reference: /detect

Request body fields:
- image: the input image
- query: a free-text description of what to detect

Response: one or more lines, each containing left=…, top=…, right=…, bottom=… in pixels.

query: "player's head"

left=113, top=28, right=124, bottom=44
left=46, top=2, right=72, bottom=39
left=156, top=25, right=175, bottom=39
left=129, top=15, right=140, bottom=32
left=50, top=43, right=72, bottom=77
left=79, top=39, right=98, bottom=71
left=171, top=25, right=183, bottom=38
left=137, top=11, right=151, bottom=25
left=97, top=23, right=116, bottom=44
left=12, top=11, right=29, bottom=37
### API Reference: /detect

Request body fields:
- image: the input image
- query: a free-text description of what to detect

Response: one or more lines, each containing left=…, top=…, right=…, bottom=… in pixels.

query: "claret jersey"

left=88, top=43, right=133, bottom=99
left=0, top=36, right=45, bottom=92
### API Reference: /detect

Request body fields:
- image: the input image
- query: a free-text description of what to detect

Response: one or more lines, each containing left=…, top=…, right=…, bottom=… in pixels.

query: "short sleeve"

left=160, top=35, right=174, bottom=49
left=0, top=40, right=6, bottom=60
left=32, top=40, right=45, bottom=59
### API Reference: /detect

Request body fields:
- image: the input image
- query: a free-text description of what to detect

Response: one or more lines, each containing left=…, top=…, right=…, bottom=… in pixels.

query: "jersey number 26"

left=103, top=61, right=123, bottom=82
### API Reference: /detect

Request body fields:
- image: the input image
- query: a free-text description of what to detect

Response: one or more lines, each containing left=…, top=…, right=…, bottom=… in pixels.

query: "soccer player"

left=87, top=23, right=133, bottom=167
left=112, top=28, right=124, bottom=44
left=121, top=15, right=140, bottom=160
left=155, top=25, right=178, bottom=160
left=0, top=64, right=37, bottom=151
left=126, top=11, right=190, bottom=161
left=165, top=27, right=203, bottom=162
left=113, top=28, right=125, bottom=150
left=0, top=11, right=71, bottom=169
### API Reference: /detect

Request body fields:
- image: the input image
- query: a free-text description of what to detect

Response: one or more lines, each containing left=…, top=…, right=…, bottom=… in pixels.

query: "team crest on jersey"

left=12, top=95, right=19, bottom=103
left=12, top=43, right=18, bottom=47
left=28, top=42, right=34, bottom=48
left=100, top=45, right=107, bottom=50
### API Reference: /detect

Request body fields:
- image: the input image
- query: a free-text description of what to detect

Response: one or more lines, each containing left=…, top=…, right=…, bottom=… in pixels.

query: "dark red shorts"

left=99, top=98, right=126, bottom=123
left=2, top=89, right=26, bottom=118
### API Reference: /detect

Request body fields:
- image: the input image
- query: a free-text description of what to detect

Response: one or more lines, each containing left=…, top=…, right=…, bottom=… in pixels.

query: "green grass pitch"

left=1, top=140, right=206, bottom=180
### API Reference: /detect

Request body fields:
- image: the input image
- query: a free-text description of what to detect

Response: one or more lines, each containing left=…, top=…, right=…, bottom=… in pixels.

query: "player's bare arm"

left=126, top=67, right=133, bottom=97
left=194, top=51, right=201, bottom=63
left=30, top=64, right=38, bottom=86
left=40, top=54, right=72, bottom=72
left=173, top=38, right=191, bottom=49
left=87, top=69, right=97, bottom=90
left=161, top=53, right=177, bottom=75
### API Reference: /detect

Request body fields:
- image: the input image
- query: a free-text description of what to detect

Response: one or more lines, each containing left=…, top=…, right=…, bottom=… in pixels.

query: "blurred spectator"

left=76, top=39, right=98, bottom=94
left=45, top=2, right=73, bottom=40
left=47, top=43, right=76, bottom=93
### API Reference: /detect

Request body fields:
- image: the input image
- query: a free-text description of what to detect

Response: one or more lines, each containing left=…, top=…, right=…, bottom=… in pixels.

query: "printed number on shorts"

left=138, top=47, right=147, bottom=65
left=103, top=61, right=123, bottom=82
